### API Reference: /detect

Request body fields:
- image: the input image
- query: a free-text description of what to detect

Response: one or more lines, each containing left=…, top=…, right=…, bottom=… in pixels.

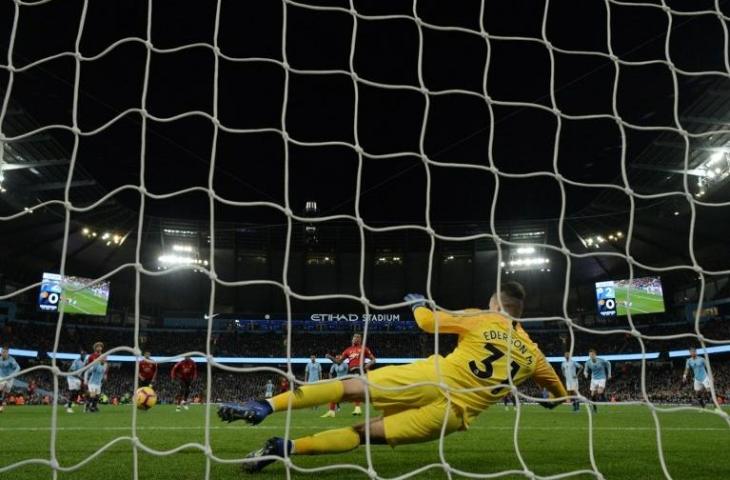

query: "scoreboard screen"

left=595, top=276, right=665, bottom=317
left=38, top=273, right=111, bottom=316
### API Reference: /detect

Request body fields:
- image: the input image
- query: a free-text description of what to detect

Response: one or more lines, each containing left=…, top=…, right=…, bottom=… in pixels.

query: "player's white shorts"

left=67, top=377, right=81, bottom=391
left=694, top=377, right=711, bottom=392
left=565, top=379, right=579, bottom=392
left=87, top=382, right=102, bottom=395
left=265, top=392, right=273, bottom=398
left=0, top=379, right=14, bottom=393
left=590, top=379, right=606, bottom=391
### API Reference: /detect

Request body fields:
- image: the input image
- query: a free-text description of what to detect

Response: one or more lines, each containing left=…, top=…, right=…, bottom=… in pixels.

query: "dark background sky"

left=1, top=0, right=729, bottom=315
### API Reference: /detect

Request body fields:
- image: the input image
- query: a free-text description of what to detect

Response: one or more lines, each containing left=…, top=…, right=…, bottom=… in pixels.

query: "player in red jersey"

left=327, top=333, right=376, bottom=415
left=171, top=356, right=197, bottom=412
left=138, top=351, right=157, bottom=388
left=85, top=342, right=104, bottom=366
left=278, top=376, right=290, bottom=394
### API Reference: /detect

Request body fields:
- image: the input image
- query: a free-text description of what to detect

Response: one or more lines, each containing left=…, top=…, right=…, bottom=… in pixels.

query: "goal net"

left=1, top=0, right=730, bottom=479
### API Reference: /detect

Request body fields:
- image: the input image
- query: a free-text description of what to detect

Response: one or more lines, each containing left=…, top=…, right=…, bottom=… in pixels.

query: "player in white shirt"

left=561, top=352, right=583, bottom=412
left=0, top=347, right=21, bottom=413
left=65, top=351, right=85, bottom=413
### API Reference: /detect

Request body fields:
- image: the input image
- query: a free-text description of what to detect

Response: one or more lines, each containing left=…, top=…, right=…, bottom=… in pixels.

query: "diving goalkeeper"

left=218, top=281, right=567, bottom=473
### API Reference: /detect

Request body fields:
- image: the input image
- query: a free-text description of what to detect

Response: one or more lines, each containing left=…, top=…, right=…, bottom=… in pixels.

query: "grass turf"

left=614, top=287, right=665, bottom=316
left=1, top=404, right=728, bottom=479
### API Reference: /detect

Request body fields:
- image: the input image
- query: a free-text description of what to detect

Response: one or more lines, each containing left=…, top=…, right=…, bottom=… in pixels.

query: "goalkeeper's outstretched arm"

left=532, top=351, right=568, bottom=407
left=405, top=293, right=476, bottom=335
left=413, top=307, right=480, bottom=334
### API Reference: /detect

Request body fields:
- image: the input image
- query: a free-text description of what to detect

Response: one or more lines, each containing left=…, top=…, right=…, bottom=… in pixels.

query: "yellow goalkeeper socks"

left=292, top=427, right=361, bottom=455
left=268, top=381, right=344, bottom=412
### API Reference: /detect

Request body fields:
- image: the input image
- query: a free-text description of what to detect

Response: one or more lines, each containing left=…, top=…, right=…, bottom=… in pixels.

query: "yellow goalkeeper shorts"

left=366, top=360, right=467, bottom=446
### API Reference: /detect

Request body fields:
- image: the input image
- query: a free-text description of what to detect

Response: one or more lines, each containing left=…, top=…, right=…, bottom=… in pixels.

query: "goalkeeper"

left=219, top=281, right=567, bottom=473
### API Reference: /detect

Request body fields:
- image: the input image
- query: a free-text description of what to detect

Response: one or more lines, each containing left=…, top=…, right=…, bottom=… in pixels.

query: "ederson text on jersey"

left=386, top=308, right=567, bottom=415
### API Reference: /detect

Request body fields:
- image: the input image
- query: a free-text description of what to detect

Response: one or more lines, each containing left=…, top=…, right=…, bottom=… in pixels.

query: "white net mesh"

left=1, top=0, right=730, bottom=479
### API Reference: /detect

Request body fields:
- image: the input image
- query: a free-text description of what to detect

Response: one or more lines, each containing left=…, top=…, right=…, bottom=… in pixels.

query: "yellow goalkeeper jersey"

left=413, top=306, right=566, bottom=413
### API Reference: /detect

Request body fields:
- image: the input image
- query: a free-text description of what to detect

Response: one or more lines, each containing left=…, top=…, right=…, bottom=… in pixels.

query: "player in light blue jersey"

left=305, top=355, right=322, bottom=383
left=65, top=350, right=86, bottom=413
left=305, top=355, right=322, bottom=411
left=561, top=352, right=583, bottom=412
left=683, top=347, right=712, bottom=408
left=83, top=356, right=107, bottom=413
left=265, top=379, right=275, bottom=399
left=0, top=347, right=21, bottom=413
left=321, top=354, right=350, bottom=418
left=583, top=349, right=611, bottom=413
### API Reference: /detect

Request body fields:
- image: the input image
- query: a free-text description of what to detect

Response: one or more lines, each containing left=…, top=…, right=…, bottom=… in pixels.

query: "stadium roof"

left=1, top=0, right=730, bottom=288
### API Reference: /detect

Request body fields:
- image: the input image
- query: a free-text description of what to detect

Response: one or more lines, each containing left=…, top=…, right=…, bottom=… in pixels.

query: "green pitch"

left=60, top=288, right=108, bottom=316
left=614, top=286, right=665, bottom=316
left=1, top=404, right=728, bottom=480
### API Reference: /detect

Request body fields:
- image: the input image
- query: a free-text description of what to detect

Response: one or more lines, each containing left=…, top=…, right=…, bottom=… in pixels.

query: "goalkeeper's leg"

left=218, top=378, right=362, bottom=425
left=219, top=361, right=442, bottom=425
left=241, top=400, right=463, bottom=473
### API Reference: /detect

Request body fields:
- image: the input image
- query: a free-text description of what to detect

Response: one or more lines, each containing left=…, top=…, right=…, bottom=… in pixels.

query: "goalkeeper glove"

left=404, top=293, right=427, bottom=310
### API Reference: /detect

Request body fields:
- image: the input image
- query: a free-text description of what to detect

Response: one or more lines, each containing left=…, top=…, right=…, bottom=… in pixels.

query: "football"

left=135, top=386, right=157, bottom=410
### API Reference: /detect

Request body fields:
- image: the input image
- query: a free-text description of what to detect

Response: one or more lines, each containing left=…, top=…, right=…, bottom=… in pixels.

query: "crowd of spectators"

left=3, top=315, right=730, bottom=406
left=2, top=317, right=729, bottom=360
left=8, top=354, right=730, bottom=406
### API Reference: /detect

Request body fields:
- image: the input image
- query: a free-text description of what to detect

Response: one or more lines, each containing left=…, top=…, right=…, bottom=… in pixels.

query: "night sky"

left=1, top=0, right=730, bottom=310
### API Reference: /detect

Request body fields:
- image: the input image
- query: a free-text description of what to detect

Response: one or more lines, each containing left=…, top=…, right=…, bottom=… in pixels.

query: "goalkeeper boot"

left=241, top=437, right=292, bottom=474
left=218, top=400, right=273, bottom=425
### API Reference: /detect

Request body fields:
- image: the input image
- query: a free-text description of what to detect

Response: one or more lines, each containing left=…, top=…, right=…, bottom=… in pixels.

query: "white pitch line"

left=3, top=425, right=728, bottom=432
